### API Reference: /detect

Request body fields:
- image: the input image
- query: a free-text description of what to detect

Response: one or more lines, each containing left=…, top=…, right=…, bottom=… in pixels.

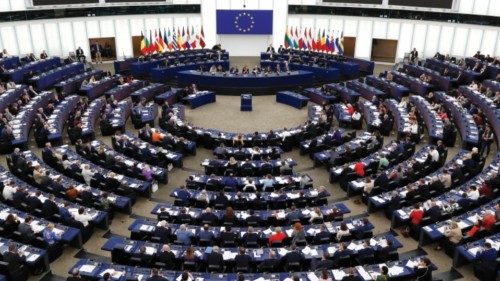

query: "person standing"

left=94, top=41, right=102, bottom=63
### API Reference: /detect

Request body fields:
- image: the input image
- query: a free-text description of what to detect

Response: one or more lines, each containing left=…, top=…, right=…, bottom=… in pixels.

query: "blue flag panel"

left=216, top=10, right=273, bottom=35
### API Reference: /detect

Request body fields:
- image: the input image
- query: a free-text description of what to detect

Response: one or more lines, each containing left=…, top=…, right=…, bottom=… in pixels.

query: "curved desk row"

left=140, top=60, right=229, bottom=80
left=176, top=70, right=314, bottom=95
left=260, top=60, right=340, bottom=82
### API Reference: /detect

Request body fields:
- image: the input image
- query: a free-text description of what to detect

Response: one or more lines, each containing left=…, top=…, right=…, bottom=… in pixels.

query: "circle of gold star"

left=234, top=12, right=255, bottom=33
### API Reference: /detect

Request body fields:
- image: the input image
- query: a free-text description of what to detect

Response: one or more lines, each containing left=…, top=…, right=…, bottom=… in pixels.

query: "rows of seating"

left=0, top=85, right=27, bottom=113
left=299, top=128, right=353, bottom=156
left=214, top=145, right=283, bottom=160
left=55, top=69, right=103, bottom=95
left=409, top=95, right=444, bottom=143
left=201, top=158, right=297, bottom=177
left=388, top=70, right=432, bottom=96
left=100, top=99, right=131, bottom=136
left=79, top=76, right=119, bottom=100
left=10, top=91, right=53, bottom=149
left=365, top=75, right=409, bottom=99
left=357, top=100, right=381, bottom=132
left=45, top=95, right=80, bottom=146
left=112, top=131, right=183, bottom=168
left=403, top=64, right=455, bottom=91
left=346, top=80, right=386, bottom=100
left=104, top=79, right=145, bottom=102
left=169, top=187, right=327, bottom=210
left=46, top=145, right=153, bottom=197
left=131, top=101, right=157, bottom=129
left=29, top=62, right=84, bottom=91
left=367, top=149, right=474, bottom=213
left=2, top=57, right=60, bottom=83
left=383, top=99, right=412, bottom=138
left=80, top=139, right=168, bottom=183
left=73, top=98, right=104, bottom=142
left=138, top=126, right=196, bottom=156
left=434, top=91, right=479, bottom=148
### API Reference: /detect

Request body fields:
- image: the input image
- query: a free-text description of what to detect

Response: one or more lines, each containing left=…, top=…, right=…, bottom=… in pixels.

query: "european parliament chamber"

left=0, top=0, right=498, bottom=281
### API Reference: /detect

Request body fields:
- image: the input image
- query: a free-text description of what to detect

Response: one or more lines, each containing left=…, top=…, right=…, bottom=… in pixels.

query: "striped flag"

left=199, top=26, right=206, bottom=48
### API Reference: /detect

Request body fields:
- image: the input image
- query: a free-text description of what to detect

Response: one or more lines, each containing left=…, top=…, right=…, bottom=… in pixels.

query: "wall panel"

left=472, top=0, right=489, bottom=15
left=114, top=19, right=132, bottom=60
left=438, top=25, right=454, bottom=55
left=489, top=0, right=500, bottom=17
left=0, top=0, right=10, bottom=12
left=129, top=18, right=145, bottom=36
left=411, top=24, right=427, bottom=54
left=465, top=29, right=483, bottom=57
left=72, top=21, right=89, bottom=56
left=451, top=27, right=468, bottom=56
left=9, top=0, right=25, bottom=11
left=387, top=22, right=400, bottom=40
left=458, top=0, right=474, bottom=14
left=86, top=20, right=100, bottom=38
left=372, top=21, right=387, bottom=39
left=355, top=20, right=373, bottom=59
left=58, top=22, right=75, bottom=56
left=44, top=23, right=61, bottom=57
left=343, top=19, right=358, bottom=37
left=99, top=19, right=115, bottom=37
left=258, top=0, right=273, bottom=9
left=30, top=24, right=47, bottom=56
left=424, top=25, right=440, bottom=58
left=396, top=23, right=413, bottom=59
left=15, top=25, right=32, bottom=55
left=481, top=30, right=498, bottom=56
left=1, top=26, right=17, bottom=55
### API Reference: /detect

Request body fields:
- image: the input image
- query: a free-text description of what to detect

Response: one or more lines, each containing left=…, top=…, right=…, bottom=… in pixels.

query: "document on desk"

left=389, top=265, right=404, bottom=276
left=79, top=264, right=96, bottom=273
left=356, top=266, right=373, bottom=280
left=307, top=272, right=319, bottom=281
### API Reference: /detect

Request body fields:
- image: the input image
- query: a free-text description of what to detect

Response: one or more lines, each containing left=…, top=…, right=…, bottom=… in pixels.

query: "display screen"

left=322, top=0, right=383, bottom=4
left=388, top=0, right=453, bottom=9
left=33, top=0, right=99, bottom=5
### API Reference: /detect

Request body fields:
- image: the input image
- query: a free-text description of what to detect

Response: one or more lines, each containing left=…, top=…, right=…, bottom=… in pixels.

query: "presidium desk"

left=176, top=70, right=314, bottom=95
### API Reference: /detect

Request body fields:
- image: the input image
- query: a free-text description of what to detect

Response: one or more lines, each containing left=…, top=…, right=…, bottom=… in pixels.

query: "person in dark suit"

left=245, top=209, right=262, bottom=226
left=377, top=239, right=396, bottom=262
left=93, top=41, right=102, bottom=63
left=234, top=247, right=253, bottom=271
left=425, top=201, right=442, bottom=223
left=198, top=207, right=219, bottom=225
left=414, top=257, right=432, bottom=281
left=356, top=240, right=375, bottom=263
left=146, top=268, right=168, bottom=281
left=456, top=192, right=473, bottom=210
left=27, top=191, right=43, bottom=210
left=3, top=243, right=26, bottom=272
left=75, top=47, right=86, bottom=62
left=285, top=205, right=303, bottom=224
left=135, top=245, right=153, bottom=267
left=314, top=252, right=334, bottom=270
left=176, top=208, right=193, bottom=224
left=206, top=246, right=224, bottom=272
left=198, top=224, right=215, bottom=244
left=155, top=244, right=176, bottom=270
left=266, top=44, right=275, bottom=54
left=281, top=245, right=304, bottom=271
left=410, top=48, right=419, bottom=64
left=153, top=221, right=172, bottom=243
left=18, top=216, right=35, bottom=243
left=219, top=225, right=237, bottom=245
left=242, top=226, right=260, bottom=246
left=256, top=250, right=279, bottom=272
left=313, top=224, right=331, bottom=244
left=42, top=194, right=59, bottom=218
left=213, top=190, right=229, bottom=208
left=333, top=243, right=352, bottom=267
left=474, top=242, right=498, bottom=281
left=176, top=185, right=191, bottom=206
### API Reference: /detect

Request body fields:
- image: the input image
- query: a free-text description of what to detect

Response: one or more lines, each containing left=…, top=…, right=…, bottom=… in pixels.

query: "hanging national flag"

left=315, top=29, right=321, bottom=52
left=293, top=27, right=298, bottom=49
left=190, top=26, right=197, bottom=49
left=335, top=30, right=344, bottom=55
left=302, top=28, right=307, bottom=50
left=307, top=28, right=313, bottom=50
left=298, top=27, right=304, bottom=50
left=284, top=26, right=291, bottom=48
left=140, top=31, right=148, bottom=56
left=149, top=30, right=155, bottom=53
left=172, top=28, right=178, bottom=50
left=164, top=28, right=171, bottom=51
left=156, top=29, right=164, bottom=52
left=199, top=26, right=206, bottom=48
left=183, top=26, right=191, bottom=50
left=177, top=28, right=182, bottom=50
left=329, top=32, right=336, bottom=53
left=321, top=29, right=326, bottom=51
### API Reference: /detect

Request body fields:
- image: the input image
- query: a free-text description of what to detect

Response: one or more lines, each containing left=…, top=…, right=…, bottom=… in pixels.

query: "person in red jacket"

left=354, top=161, right=365, bottom=177
left=409, top=203, right=424, bottom=226
left=481, top=211, right=496, bottom=231
left=268, top=226, right=286, bottom=246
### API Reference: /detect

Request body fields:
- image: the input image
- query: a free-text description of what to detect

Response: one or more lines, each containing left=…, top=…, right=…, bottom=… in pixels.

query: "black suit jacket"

left=156, top=251, right=175, bottom=268
left=3, top=251, right=26, bottom=269
left=314, top=258, right=334, bottom=270
left=42, top=199, right=59, bottom=218
left=235, top=254, right=252, bottom=268
left=207, top=252, right=224, bottom=268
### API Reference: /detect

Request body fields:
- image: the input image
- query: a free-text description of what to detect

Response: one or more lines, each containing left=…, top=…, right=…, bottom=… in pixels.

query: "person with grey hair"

left=175, top=224, right=193, bottom=246
left=206, top=245, right=224, bottom=272
left=155, top=244, right=175, bottom=270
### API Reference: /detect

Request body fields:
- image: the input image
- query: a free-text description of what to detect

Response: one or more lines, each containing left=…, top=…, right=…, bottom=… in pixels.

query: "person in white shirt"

left=243, top=180, right=256, bottom=192
left=73, top=207, right=92, bottom=227
left=81, top=164, right=94, bottom=186
left=351, top=110, right=361, bottom=121
left=196, top=189, right=210, bottom=204
left=309, top=207, right=323, bottom=223
left=467, top=186, right=480, bottom=201
left=440, top=170, right=452, bottom=189
left=2, top=181, right=17, bottom=201
left=430, top=147, right=440, bottom=163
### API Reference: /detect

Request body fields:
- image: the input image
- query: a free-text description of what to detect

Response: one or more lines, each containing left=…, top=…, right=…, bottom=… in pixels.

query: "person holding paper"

left=414, top=257, right=432, bottom=281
